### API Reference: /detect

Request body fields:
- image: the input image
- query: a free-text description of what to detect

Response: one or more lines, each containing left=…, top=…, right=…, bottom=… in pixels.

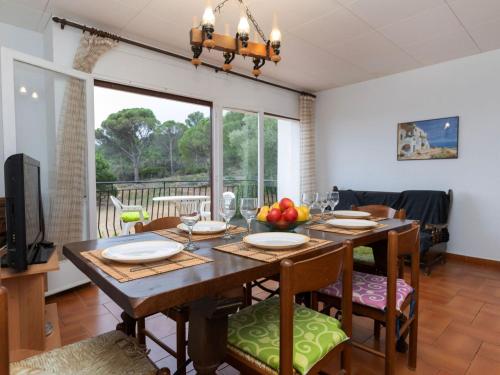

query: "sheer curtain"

left=47, top=33, right=117, bottom=249
left=299, top=94, right=317, bottom=195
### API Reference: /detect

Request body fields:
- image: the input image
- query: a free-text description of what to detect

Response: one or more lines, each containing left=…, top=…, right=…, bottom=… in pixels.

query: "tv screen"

left=3, top=154, right=45, bottom=271
left=24, top=161, right=42, bottom=247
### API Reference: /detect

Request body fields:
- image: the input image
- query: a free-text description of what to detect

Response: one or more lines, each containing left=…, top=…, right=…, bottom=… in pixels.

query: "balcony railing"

left=96, top=179, right=277, bottom=238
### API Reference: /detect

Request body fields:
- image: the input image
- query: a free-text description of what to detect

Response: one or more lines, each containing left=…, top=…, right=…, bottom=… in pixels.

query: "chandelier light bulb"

left=270, top=28, right=281, bottom=43
left=202, top=6, right=215, bottom=27
left=19, top=86, right=27, bottom=94
left=31, top=91, right=39, bottom=99
left=224, top=23, right=230, bottom=36
left=192, top=15, right=199, bottom=28
left=237, top=15, right=250, bottom=36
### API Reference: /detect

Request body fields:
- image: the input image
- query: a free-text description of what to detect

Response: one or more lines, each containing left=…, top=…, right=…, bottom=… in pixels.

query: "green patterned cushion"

left=353, top=246, right=375, bottom=264
left=227, top=297, right=348, bottom=375
left=120, top=211, right=150, bottom=222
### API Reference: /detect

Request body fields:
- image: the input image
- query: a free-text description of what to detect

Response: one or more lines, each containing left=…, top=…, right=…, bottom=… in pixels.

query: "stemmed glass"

left=328, top=191, right=340, bottom=216
left=240, top=198, right=258, bottom=234
left=301, top=192, right=318, bottom=209
left=219, top=195, right=236, bottom=239
left=316, top=193, right=330, bottom=223
left=179, top=201, right=201, bottom=251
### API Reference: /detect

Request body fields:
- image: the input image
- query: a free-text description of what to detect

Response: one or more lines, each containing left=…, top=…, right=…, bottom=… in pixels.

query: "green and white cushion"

left=353, top=246, right=375, bottom=264
left=120, top=211, right=150, bottom=223
left=227, top=296, right=348, bottom=375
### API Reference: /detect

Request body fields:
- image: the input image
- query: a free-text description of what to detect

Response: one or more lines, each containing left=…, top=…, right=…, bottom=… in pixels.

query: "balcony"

left=96, top=179, right=278, bottom=237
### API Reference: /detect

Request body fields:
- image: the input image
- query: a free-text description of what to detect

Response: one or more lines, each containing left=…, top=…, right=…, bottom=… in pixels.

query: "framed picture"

left=397, top=116, right=459, bottom=160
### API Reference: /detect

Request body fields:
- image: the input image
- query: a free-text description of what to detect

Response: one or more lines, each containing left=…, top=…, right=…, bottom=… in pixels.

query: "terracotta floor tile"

left=466, top=356, right=500, bottom=374
left=434, top=326, right=482, bottom=362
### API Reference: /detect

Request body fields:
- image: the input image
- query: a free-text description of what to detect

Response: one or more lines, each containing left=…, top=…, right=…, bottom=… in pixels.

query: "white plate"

left=177, top=220, right=227, bottom=234
left=243, top=232, right=310, bottom=250
left=101, top=241, right=184, bottom=264
left=333, top=210, right=371, bottom=219
left=326, top=219, right=379, bottom=230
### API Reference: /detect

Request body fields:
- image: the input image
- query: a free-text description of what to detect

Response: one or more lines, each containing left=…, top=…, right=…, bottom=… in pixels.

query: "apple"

left=266, top=208, right=282, bottom=223
left=283, top=207, right=298, bottom=222
left=279, top=197, right=294, bottom=211
left=275, top=217, right=289, bottom=229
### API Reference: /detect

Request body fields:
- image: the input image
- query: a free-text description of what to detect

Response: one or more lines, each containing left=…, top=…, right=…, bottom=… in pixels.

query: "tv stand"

left=0, top=249, right=61, bottom=361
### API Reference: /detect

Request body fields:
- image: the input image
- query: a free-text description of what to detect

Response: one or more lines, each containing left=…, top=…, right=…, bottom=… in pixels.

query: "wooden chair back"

left=134, top=217, right=181, bottom=233
left=279, top=241, right=353, bottom=374
left=388, top=223, right=420, bottom=291
left=352, top=204, right=406, bottom=220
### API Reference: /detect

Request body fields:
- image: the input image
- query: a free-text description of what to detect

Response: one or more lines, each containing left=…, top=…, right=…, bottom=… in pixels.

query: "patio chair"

left=110, top=195, right=150, bottom=236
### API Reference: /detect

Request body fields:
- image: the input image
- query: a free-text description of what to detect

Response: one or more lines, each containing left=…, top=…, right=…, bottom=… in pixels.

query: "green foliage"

left=95, top=151, right=116, bottom=182
left=95, top=108, right=279, bottom=184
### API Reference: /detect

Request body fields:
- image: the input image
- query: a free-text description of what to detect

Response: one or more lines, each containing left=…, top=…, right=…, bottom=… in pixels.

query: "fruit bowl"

left=257, top=198, right=311, bottom=232
left=257, top=218, right=310, bottom=232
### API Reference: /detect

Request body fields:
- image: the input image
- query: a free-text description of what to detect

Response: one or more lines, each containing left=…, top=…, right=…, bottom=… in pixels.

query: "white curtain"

left=299, top=94, right=316, bottom=195
left=47, top=33, right=117, bottom=248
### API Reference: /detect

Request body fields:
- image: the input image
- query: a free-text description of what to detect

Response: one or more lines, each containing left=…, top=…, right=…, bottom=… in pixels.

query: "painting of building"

left=397, top=117, right=459, bottom=160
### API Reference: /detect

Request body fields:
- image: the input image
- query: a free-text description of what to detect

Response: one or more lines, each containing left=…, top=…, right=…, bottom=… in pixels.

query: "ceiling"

left=2, top=0, right=500, bottom=92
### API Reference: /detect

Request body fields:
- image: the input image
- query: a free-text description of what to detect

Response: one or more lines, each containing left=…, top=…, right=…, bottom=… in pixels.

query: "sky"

left=94, top=86, right=210, bottom=129
left=414, top=116, right=459, bottom=147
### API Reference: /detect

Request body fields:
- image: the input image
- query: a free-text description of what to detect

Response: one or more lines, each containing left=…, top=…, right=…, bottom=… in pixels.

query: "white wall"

left=316, top=49, right=500, bottom=261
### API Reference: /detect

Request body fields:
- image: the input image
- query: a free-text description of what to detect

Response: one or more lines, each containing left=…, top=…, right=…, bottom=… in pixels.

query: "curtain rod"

left=52, top=17, right=316, bottom=98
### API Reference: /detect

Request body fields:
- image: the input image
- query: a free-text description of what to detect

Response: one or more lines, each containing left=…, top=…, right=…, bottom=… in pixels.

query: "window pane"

left=264, top=116, right=300, bottom=205
left=223, top=110, right=258, bottom=213
left=94, top=85, right=211, bottom=237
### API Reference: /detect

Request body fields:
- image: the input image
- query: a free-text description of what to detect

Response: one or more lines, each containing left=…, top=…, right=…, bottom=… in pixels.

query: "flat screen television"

left=2, top=153, right=52, bottom=271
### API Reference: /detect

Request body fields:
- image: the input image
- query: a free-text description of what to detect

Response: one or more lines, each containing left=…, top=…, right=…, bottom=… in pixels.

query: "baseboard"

left=446, top=253, right=500, bottom=268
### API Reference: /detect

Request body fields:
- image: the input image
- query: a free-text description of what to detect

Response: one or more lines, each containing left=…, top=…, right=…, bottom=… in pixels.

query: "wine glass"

left=219, top=195, right=236, bottom=239
left=301, top=192, right=318, bottom=209
left=179, top=201, right=201, bottom=251
left=328, top=191, right=340, bottom=216
left=317, top=193, right=330, bottom=223
left=240, top=198, right=258, bottom=234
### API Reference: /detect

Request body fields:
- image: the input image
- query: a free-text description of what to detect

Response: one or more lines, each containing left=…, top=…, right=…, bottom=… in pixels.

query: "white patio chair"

left=200, top=200, right=211, bottom=220
left=110, top=195, right=150, bottom=236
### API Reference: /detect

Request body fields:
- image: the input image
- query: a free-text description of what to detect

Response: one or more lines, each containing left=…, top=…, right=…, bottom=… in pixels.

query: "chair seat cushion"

left=227, top=296, right=348, bottom=375
left=10, top=331, right=157, bottom=375
left=121, top=211, right=150, bottom=222
left=320, top=271, right=413, bottom=312
left=353, top=246, right=375, bottom=264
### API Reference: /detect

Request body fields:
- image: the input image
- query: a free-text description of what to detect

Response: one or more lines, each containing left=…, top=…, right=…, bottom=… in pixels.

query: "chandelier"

left=190, top=0, right=282, bottom=77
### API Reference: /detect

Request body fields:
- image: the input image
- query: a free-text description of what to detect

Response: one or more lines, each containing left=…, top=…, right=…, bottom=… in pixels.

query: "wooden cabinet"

left=0, top=250, right=61, bottom=361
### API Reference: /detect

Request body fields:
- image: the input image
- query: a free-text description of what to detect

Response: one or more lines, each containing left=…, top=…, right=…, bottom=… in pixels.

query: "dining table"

left=63, top=217, right=415, bottom=374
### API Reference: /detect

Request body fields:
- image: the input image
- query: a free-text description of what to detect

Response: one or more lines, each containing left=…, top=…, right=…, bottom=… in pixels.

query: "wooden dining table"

left=63, top=218, right=414, bottom=374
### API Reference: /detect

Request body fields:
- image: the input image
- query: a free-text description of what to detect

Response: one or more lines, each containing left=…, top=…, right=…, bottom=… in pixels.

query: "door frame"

left=0, top=47, right=97, bottom=239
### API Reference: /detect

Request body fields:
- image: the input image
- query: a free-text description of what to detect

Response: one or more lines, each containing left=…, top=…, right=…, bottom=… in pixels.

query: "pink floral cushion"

left=320, top=271, right=414, bottom=312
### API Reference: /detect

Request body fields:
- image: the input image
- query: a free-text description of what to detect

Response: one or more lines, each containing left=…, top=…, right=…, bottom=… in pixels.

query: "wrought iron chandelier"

left=190, top=0, right=282, bottom=77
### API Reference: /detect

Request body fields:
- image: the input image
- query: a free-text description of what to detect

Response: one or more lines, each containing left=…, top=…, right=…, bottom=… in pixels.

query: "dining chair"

left=316, top=223, right=420, bottom=375
left=0, top=284, right=168, bottom=375
left=226, top=241, right=353, bottom=375
left=351, top=204, right=406, bottom=274
left=110, top=195, right=150, bottom=236
left=134, top=216, right=189, bottom=375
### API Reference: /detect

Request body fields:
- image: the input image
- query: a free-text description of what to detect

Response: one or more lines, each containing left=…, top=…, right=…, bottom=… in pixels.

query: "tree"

left=178, top=115, right=211, bottom=173
left=185, top=111, right=206, bottom=128
left=156, top=120, right=186, bottom=176
left=96, top=108, right=158, bottom=181
left=95, top=150, right=116, bottom=182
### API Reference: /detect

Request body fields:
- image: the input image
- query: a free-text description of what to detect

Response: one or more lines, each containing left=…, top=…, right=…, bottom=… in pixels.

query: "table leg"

left=116, top=311, right=136, bottom=337
left=188, top=296, right=242, bottom=374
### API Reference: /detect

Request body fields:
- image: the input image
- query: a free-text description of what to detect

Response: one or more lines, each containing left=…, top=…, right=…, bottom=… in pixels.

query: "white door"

left=1, top=47, right=95, bottom=294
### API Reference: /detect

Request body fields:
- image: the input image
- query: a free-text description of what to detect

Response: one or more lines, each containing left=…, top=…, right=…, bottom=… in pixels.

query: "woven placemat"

left=82, top=249, right=213, bottom=283
left=153, top=226, right=247, bottom=244
left=310, top=213, right=387, bottom=223
left=307, top=223, right=388, bottom=236
left=213, top=238, right=332, bottom=263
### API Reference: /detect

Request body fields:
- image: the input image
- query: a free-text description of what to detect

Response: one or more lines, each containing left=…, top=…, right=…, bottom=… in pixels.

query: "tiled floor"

left=46, top=259, right=500, bottom=374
